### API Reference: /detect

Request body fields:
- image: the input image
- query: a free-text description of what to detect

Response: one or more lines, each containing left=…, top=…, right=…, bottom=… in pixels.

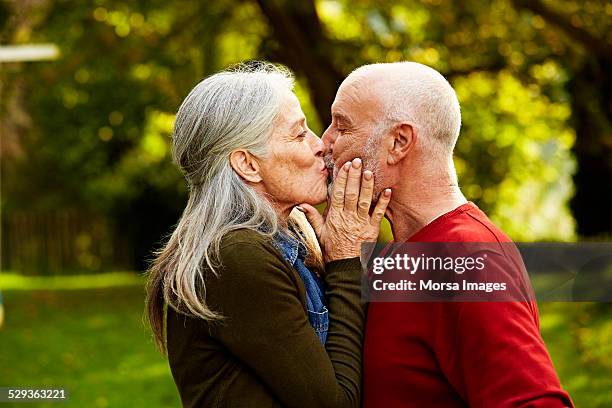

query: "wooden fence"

left=1, top=210, right=134, bottom=275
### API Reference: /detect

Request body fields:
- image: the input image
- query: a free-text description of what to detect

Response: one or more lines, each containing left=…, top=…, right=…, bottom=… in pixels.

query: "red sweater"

left=363, top=202, right=573, bottom=408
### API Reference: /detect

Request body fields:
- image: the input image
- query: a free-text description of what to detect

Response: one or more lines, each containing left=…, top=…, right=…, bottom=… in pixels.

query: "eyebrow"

left=290, top=117, right=305, bottom=132
left=333, top=113, right=352, bottom=126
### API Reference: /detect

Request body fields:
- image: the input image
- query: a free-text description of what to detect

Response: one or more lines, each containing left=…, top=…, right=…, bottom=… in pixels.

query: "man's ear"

left=386, top=122, right=417, bottom=165
left=229, top=149, right=263, bottom=183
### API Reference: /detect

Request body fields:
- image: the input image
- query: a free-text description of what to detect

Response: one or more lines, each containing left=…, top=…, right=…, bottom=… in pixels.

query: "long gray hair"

left=146, top=62, right=322, bottom=352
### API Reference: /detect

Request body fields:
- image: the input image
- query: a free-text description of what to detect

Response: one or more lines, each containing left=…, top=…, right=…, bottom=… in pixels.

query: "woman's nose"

left=310, top=133, right=324, bottom=158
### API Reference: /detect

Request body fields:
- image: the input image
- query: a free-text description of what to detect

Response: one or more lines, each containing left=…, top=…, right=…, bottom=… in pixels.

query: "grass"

left=538, top=302, right=612, bottom=407
left=0, top=273, right=610, bottom=407
left=0, top=275, right=180, bottom=408
left=0, top=272, right=144, bottom=291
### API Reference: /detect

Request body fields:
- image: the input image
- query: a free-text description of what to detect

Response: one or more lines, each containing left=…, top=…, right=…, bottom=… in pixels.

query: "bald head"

left=344, top=62, right=461, bottom=155
left=322, top=61, right=462, bottom=197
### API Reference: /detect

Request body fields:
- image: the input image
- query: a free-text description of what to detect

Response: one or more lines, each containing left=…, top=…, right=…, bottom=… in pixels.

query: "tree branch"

left=254, top=0, right=344, bottom=125
left=444, top=59, right=508, bottom=81
left=511, top=0, right=612, bottom=63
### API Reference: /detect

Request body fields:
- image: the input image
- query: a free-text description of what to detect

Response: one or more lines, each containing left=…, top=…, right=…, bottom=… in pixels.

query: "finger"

left=371, top=188, right=392, bottom=226
left=357, top=170, right=374, bottom=218
left=330, top=161, right=351, bottom=210
left=297, top=204, right=324, bottom=239
left=344, top=158, right=363, bottom=212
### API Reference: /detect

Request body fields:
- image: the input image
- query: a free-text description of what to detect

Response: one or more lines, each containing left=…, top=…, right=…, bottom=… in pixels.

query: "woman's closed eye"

left=296, top=130, right=308, bottom=140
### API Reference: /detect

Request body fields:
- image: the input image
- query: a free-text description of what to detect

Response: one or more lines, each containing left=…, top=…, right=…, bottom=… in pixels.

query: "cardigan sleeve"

left=205, top=237, right=365, bottom=408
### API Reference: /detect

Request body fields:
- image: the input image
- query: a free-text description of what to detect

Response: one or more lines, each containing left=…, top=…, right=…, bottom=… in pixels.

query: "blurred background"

left=0, top=0, right=610, bottom=406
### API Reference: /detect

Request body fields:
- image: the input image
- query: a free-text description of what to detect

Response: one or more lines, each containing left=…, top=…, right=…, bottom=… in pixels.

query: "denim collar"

left=273, top=231, right=308, bottom=265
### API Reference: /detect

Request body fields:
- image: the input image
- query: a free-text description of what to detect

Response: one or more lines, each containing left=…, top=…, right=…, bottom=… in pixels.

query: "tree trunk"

left=254, top=0, right=344, bottom=125
left=569, top=57, right=612, bottom=237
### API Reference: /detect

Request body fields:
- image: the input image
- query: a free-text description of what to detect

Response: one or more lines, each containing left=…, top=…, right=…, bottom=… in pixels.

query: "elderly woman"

left=146, top=63, right=391, bottom=408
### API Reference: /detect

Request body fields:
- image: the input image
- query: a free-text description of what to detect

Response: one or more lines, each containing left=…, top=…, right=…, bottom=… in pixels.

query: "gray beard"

left=324, top=153, right=335, bottom=188
left=323, top=149, right=382, bottom=203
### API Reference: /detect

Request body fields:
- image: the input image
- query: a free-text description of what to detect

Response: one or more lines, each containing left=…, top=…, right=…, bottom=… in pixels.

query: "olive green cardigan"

left=166, top=229, right=365, bottom=408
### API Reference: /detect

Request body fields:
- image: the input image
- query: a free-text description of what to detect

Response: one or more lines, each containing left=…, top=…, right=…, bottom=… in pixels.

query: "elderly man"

left=316, top=62, right=573, bottom=407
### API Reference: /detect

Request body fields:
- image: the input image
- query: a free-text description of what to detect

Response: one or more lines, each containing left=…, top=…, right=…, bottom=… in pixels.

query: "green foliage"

left=314, top=0, right=591, bottom=239
left=5, top=0, right=585, bottom=240
left=5, top=1, right=187, bottom=213
left=454, top=69, right=576, bottom=240
left=3, top=0, right=610, bottom=274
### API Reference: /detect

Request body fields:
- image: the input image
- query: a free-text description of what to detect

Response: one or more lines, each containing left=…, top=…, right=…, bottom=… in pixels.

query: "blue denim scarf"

left=273, top=232, right=328, bottom=345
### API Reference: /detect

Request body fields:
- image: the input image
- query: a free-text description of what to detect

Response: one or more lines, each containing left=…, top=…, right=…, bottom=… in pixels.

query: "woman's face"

left=257, top=90, right=328, bottom=214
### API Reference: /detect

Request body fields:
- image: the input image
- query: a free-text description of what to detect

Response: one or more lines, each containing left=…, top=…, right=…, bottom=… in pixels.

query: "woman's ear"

left=386, top=122, right=417, bottom=165
left=229, top=149, right=263, bottom=183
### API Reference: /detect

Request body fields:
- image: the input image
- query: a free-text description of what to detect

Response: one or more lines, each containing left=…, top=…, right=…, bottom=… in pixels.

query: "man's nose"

left=321, top=125, right=336, bottom=153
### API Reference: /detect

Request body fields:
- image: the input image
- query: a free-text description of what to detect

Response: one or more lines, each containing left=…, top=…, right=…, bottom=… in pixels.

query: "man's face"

left=322, top=77, right=386, bottom=196
left=322, top=79, right=379, bottom=178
